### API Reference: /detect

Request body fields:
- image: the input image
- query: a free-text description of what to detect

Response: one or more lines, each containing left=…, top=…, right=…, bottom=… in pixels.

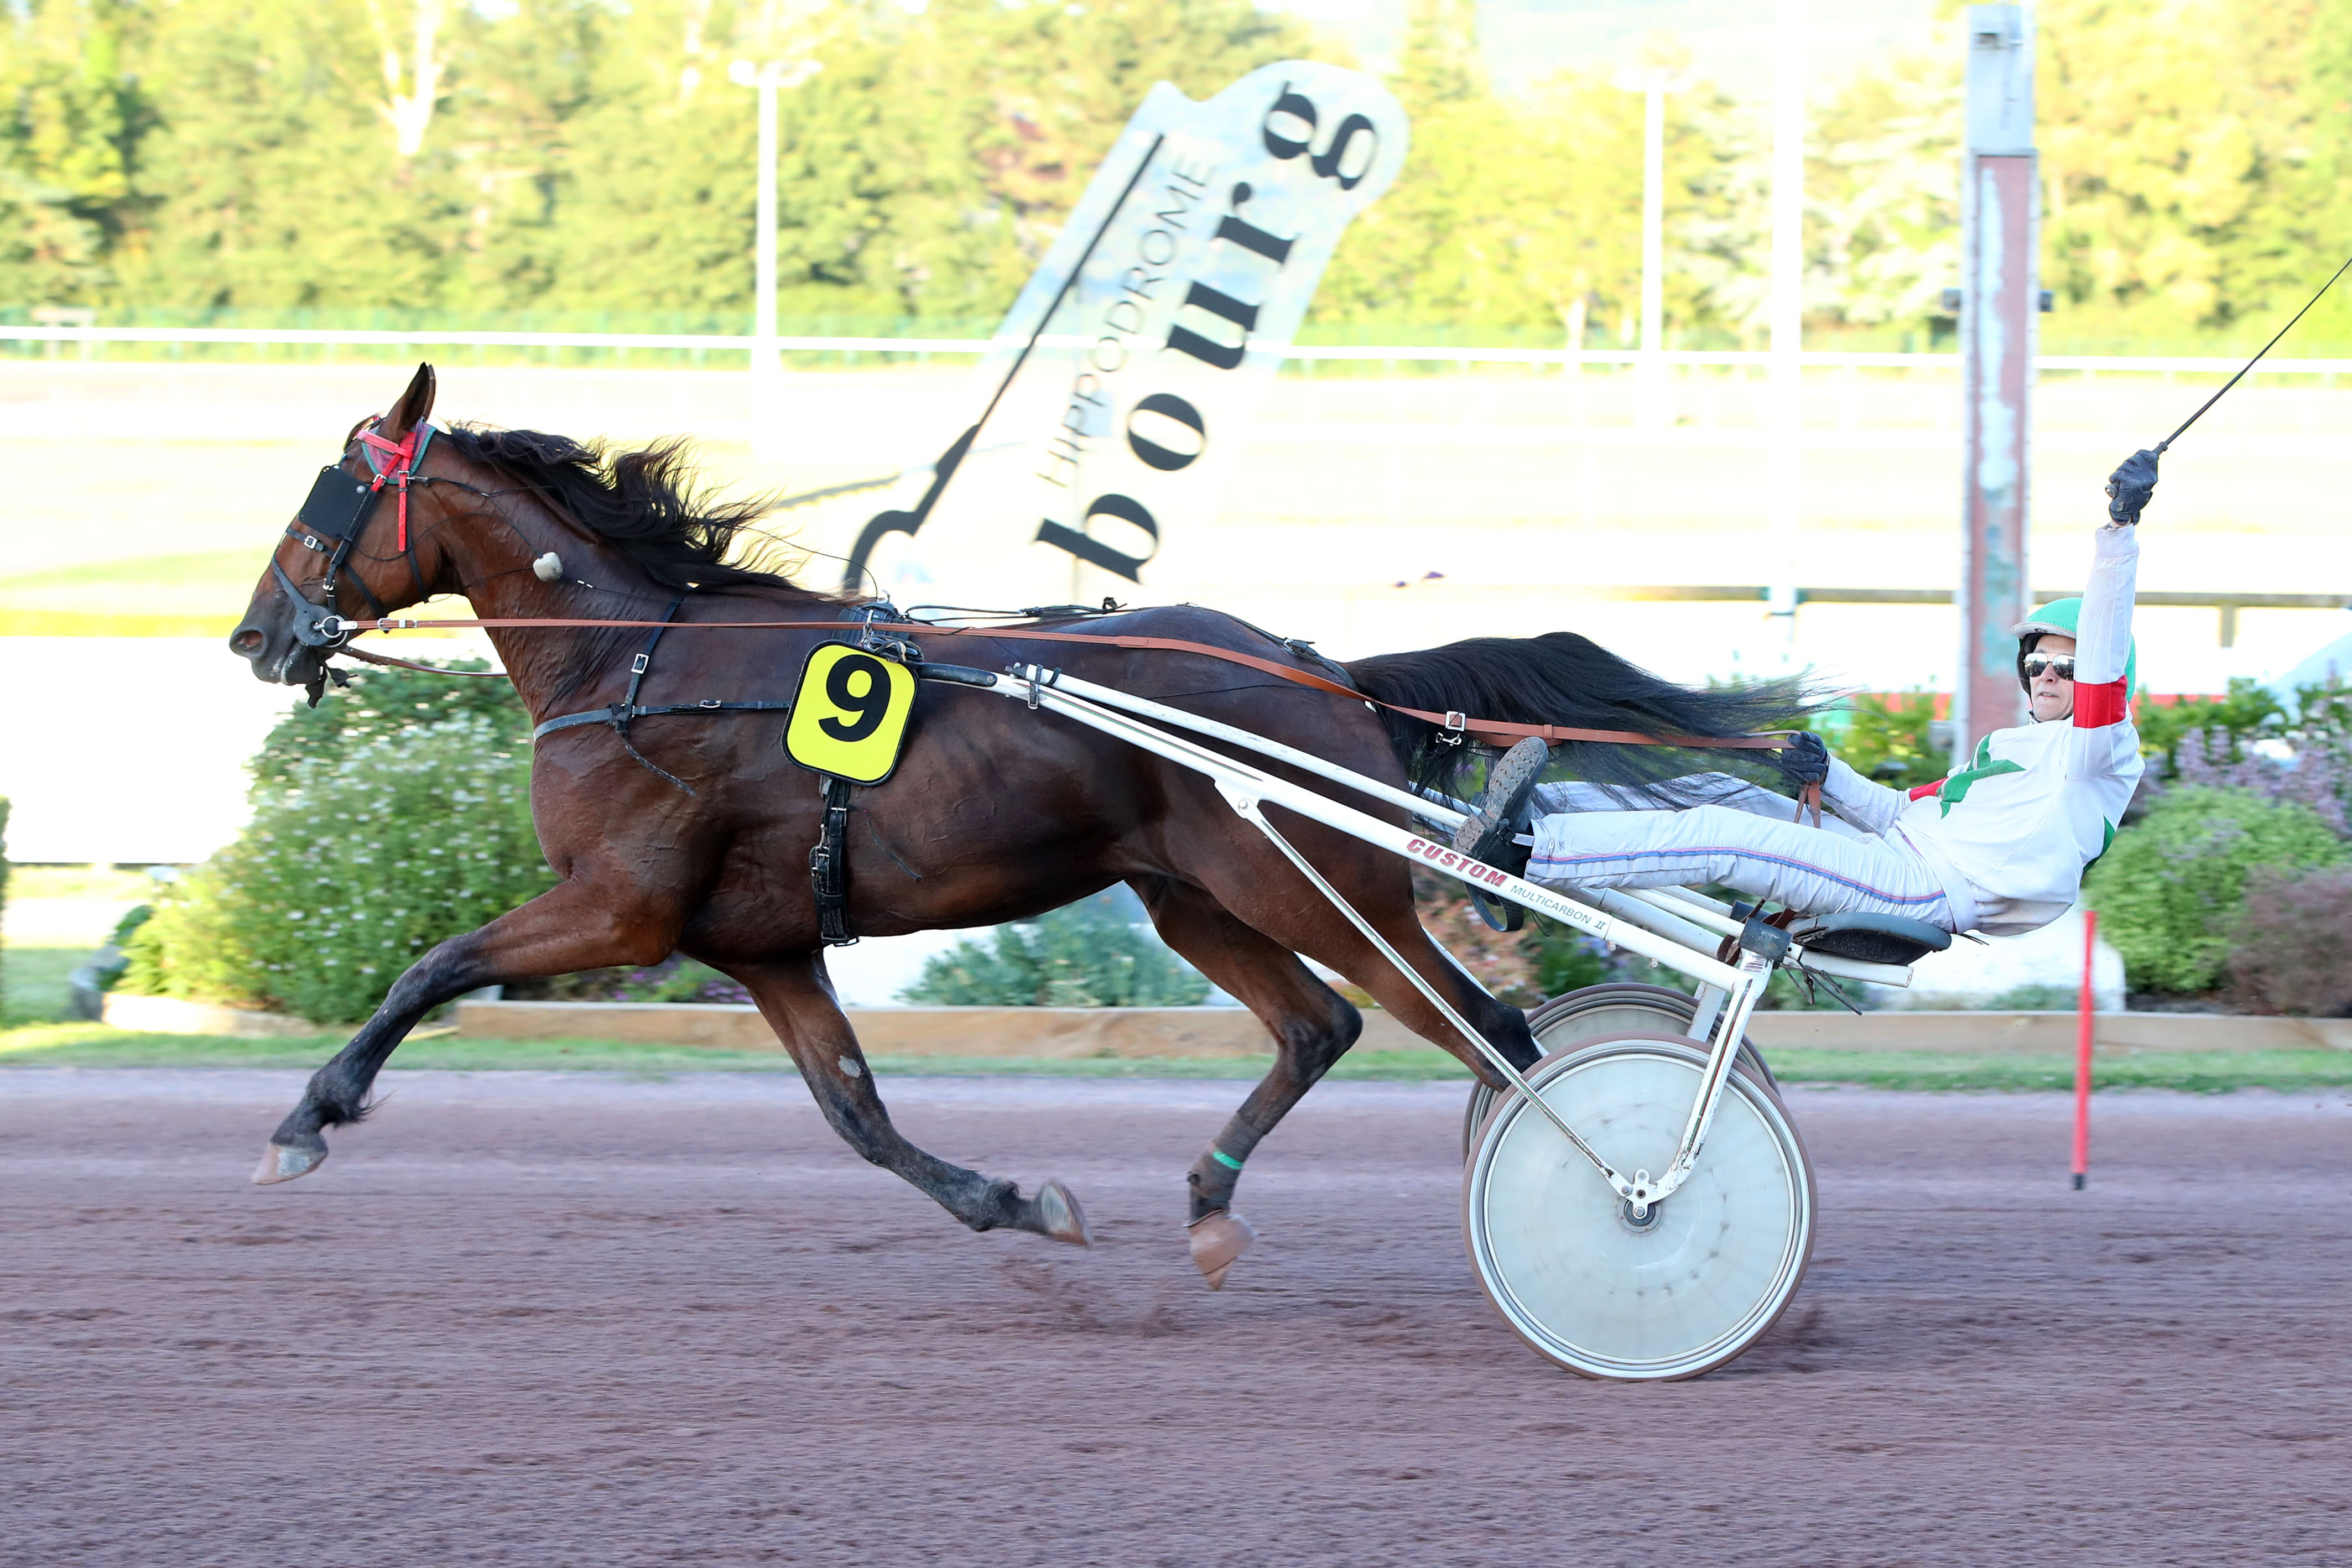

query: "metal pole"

left=756, top=75, right=778, bottom=357
left=733, top=57, right=820, bottom=462
left=753, top=72, right=780, bottom=459
left=1955, top=6, right=2037, bottom=759
left=1637, top=74, right=1667, bottom=430
left=1641, top=80, right=1663, bottom=355
left=1765, top=0, right=1806, bottom=631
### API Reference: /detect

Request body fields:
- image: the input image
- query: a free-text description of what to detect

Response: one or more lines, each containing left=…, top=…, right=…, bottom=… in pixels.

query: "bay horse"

left=228, top=364, right=1805, bottom=1284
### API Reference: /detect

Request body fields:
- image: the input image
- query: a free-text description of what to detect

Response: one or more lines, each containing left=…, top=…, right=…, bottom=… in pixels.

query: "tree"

left=0, top=0, right=148, bottom=306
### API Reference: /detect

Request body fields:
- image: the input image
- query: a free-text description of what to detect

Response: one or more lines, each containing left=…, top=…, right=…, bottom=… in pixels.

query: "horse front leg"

left=253, top=878, right=681, bottom=1184
left=721, top=952, right=1090, bottom=1246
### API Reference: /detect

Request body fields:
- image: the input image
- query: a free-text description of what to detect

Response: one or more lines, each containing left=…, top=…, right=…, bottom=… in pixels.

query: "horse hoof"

left=251, top=1142, right=325, bottom=1185
left=1188, top=1209, right=1256, bottom=1290
left=1034, top=1179, right=1091, bottom=1247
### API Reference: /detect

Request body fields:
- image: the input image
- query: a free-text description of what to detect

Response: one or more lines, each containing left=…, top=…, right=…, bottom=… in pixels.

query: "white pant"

left=1527, top=775, right=1972, bottom=931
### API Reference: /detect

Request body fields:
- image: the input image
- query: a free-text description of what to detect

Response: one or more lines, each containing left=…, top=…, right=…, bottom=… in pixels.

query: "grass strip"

left=1767, top=1048, right=2352, bottom=1093
left=0, top=1024, right=1465, bottom=1079
left=3, top=1023, right=2349, bottom=1091
left=1, top=949, right=94, bottom=1029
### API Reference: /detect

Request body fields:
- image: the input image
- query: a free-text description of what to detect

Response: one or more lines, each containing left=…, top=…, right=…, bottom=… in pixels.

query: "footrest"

left=1787, top=911, right=1950, bottom=967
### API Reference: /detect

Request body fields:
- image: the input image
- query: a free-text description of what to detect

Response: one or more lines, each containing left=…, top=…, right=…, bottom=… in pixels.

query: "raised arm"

left=2066, top=450, right=2153, bottom=773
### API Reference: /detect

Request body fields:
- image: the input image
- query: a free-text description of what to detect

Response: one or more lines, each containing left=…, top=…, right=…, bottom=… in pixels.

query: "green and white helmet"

left=2011, top=597, right=2137, bottom=700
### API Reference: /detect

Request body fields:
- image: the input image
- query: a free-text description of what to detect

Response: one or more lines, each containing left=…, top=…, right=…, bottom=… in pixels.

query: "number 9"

left=818, top=653, right=892, bottom=742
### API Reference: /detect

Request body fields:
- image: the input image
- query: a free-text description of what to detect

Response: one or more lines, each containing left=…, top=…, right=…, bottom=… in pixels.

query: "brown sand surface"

left=2, top=1069, right=2348, bottom=1566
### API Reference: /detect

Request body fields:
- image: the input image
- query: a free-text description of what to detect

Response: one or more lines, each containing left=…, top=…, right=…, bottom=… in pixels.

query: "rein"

left=324, top=610, right=1802, bottom=755
left=335, top=643, right=510, bottom=679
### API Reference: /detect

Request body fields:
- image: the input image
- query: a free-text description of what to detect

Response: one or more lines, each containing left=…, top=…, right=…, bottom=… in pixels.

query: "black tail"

left=1342, top=631, right=1822, bottom=800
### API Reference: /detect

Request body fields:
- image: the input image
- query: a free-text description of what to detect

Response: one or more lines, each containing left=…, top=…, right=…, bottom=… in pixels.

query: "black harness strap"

left=528, top=594, right=799, bottom=746
left=810, top=775, right=857, bottom=946
left=533, top=699, right=794, bottom=739
left=279, top=422, right=439, bottom=648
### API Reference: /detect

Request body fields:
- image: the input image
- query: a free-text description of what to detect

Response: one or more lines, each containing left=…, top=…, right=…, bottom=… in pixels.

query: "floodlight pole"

left=1954, top=7, right=2037, bottom=759
left=1637, top=72, right=1668, bottom=430
left=732, top=58, right=822, bottom=462
left=1765, top=0, right=1805, bottom=633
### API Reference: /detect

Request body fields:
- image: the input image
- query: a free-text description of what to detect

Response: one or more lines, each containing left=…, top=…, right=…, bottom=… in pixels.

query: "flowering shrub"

left=249, top=658, right=523, bottom=789
left=2169, top=727, right=2351, bottom=836
left=119, top=716, right=551, bottom=1023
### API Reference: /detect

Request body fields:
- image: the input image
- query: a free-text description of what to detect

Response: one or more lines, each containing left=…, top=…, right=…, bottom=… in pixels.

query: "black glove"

left=1783, top=730, right=1830, bottom=788
left=2105, top=447, right=2160, bottom=525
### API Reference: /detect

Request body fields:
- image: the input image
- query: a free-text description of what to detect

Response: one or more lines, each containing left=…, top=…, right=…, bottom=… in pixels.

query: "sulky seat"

left=1785, top=911, right=1951, bottom=967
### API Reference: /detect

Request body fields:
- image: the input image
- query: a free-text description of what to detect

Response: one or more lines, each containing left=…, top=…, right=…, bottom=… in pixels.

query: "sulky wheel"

left=1462, top=1031, right=1814, bottom=1382
left=1462, top=983, right=1776, bottom=1161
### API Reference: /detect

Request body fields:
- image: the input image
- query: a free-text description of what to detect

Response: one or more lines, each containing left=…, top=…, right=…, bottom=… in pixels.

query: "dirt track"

left=3, top=1069, right=2348, bottom=1566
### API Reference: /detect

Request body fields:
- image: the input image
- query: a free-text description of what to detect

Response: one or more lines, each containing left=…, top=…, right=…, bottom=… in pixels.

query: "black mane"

left=441, top=425, right=815, bottom=596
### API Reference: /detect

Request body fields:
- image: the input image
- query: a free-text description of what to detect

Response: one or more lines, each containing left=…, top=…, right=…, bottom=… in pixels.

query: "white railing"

left=5, top=324, right=2352, bottom=376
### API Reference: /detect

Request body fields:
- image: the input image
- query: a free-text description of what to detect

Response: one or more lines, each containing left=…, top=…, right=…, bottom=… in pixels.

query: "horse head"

left=230, top=362, right=447, bottom=697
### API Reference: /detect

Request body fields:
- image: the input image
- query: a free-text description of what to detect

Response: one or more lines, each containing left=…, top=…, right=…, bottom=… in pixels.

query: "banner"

left=844, top=61, right=1408, bottom=607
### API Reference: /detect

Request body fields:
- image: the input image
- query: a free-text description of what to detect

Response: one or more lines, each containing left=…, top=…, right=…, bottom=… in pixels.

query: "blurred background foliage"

left=899, top=889, right=1213, bottom=1007
left=12, top=0, right=2352, bottom=351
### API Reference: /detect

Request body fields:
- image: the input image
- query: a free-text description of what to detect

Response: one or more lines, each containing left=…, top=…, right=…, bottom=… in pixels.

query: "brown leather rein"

left=326, top=612, right=1801, bottom=755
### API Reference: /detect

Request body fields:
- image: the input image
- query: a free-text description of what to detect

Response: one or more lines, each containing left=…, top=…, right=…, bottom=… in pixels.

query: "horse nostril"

left=231, top=627, right=266, bottom=656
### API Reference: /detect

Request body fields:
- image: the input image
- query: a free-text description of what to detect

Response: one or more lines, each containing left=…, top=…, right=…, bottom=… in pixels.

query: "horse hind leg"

left=1132, top=876, right=1365, bottom=1289
left=724, top=953, right=1090, bottom=1246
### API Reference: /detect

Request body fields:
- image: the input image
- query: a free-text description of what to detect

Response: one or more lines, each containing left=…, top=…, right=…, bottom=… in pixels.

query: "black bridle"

left=274, top=416, right=440, bottom=648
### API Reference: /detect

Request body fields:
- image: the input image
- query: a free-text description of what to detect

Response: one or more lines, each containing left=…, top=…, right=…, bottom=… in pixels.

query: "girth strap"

left=809, top=775, right=857, bottom=946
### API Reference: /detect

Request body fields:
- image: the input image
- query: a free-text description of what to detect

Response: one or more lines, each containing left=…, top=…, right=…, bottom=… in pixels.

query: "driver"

left=1454, top=451, right=2159, bottom=938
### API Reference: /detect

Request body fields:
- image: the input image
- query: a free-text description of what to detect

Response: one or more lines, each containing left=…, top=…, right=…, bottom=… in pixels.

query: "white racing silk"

left=1528, top=520, right=2142, bottom=939
left=1825, top=521, right=2145, bottom=936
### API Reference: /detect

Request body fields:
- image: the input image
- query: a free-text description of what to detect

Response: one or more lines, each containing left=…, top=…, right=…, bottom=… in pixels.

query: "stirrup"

left=1452, top=737, right=1548, bottom=932
left=1468, top=884, right=1523, bottom=933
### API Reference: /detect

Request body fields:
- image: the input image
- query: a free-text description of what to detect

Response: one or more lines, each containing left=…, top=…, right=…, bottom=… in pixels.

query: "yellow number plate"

left=783, top=643, right=918, bottom=785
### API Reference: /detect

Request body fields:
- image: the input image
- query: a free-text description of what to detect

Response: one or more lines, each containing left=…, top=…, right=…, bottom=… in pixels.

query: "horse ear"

left=384, top=362, right=437, bottom=439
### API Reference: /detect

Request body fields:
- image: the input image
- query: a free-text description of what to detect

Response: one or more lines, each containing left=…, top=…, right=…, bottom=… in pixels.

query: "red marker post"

left=2072, top=909, right=2097, bottom=1190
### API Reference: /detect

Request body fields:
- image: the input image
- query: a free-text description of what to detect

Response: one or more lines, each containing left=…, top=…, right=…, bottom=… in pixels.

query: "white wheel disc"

left=1461, top=984, right=1772, bottom=1160
left=1464, top=1034, right=1813, bottom=1381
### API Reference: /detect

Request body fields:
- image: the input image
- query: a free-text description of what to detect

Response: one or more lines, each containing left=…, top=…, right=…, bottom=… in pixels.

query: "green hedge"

left=901, top=894, right=1209, bottom=1007
left=2086, top=785, right=2345, bottom=994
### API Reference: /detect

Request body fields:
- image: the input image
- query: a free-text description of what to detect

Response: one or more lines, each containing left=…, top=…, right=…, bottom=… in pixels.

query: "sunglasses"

left=2023, top=653, right=2076, bottom=681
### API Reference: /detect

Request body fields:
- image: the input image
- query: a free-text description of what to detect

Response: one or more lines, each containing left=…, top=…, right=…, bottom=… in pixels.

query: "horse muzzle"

left=229, top=617, right=329, bottom=687
left=236, top=551, right=362, bottom=684
left=230, top=587, right=337, bottom=689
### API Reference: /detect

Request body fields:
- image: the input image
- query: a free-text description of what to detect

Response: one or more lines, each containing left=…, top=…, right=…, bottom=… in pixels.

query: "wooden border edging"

left=449, top=1001, right=2352, bottom=1057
